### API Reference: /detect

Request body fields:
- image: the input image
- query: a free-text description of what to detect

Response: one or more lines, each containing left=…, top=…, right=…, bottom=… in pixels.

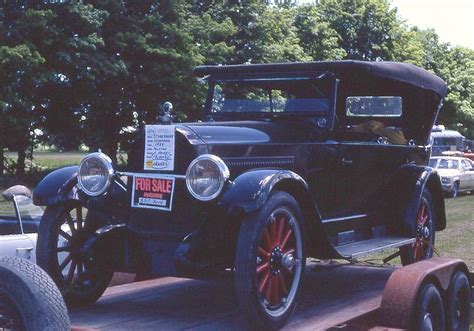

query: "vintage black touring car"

left=33, top=61, right=447, bottom=329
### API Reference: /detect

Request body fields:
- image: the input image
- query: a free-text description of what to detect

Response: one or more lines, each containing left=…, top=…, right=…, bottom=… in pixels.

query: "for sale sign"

left=131, top=174, right=175, bottom=211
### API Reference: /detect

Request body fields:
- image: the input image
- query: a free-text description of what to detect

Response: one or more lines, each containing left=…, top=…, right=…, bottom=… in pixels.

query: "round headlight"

left=77, top=152, right=114, bottom=197
left=186, top=154, right=230, bottom=201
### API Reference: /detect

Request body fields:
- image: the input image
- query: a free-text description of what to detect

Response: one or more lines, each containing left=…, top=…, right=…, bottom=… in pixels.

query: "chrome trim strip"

left=118, top=171, right=186, bottom=179
left=322, top=214, right=368, bottom=223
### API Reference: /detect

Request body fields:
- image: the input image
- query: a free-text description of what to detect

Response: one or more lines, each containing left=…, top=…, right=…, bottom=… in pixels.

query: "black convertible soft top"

left=194, top=60, right=447, bottom=98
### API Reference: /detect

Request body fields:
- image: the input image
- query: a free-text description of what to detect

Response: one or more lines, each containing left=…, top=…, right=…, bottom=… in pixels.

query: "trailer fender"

left=379, top=257, right=470, bottom=329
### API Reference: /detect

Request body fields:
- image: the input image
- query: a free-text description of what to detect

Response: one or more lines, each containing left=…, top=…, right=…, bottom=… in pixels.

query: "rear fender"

left=378, top=164, right=446, bottom=237
left=218, top=169, right=336, bottom=258
left=33, top=166, right=80, bottom=206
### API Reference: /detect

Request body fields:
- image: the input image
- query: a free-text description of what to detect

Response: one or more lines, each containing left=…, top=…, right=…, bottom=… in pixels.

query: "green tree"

left=294, top=5, right=346, bottom=61
left=318, top=0, right=400, bottom=61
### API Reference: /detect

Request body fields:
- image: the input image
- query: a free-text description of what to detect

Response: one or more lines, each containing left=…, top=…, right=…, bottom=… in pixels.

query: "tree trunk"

left=16, top=149, right=26, bottom=176
left=0, top=147, right=4, bottom=175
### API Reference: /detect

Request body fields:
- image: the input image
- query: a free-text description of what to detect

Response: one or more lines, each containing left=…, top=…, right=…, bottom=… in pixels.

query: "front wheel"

left=449, top=182, right=459, bottom=198
left=37, top=202, right=113, bottom=307
left=235, top=191, right=305, bottom=330
left=400, top=189, right=436, bottom=266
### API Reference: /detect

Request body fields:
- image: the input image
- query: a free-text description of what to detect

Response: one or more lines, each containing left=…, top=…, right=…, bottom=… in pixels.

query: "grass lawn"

left=5, top=151, right=87, bottom=170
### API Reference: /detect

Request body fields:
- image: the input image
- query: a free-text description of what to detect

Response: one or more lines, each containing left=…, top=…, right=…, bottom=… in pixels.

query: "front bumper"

left=441, top=183, right=453, bottom=192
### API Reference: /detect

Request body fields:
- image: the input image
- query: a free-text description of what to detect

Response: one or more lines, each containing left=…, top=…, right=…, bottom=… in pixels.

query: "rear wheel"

left=445, top=271, right=471, bottom=331
left=235, top=191, right=305, bottom=330
left=37, top=202, right=113, bottom=307
left=400, top=189, right=436, bottom=266
left=414, top=283, right=445, bottom=331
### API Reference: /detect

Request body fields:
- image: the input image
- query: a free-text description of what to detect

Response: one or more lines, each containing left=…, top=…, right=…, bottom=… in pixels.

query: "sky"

left=297, top=0, right=474, bottom=49
left=392, top=0, right=474, bottom=49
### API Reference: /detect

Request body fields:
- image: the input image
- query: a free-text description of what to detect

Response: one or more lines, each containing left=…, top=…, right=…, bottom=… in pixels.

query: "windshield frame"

left=203, top=71, right=337, bottom=120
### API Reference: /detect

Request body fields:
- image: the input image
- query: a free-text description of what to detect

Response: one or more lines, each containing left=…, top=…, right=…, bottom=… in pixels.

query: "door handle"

left=16, top=247, right=34, bottom=252
left=341, top=158, right=354, bottom=166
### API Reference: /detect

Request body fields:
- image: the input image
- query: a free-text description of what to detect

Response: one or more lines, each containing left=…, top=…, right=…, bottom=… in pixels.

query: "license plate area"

left=131, top=174, right=175, bottom=211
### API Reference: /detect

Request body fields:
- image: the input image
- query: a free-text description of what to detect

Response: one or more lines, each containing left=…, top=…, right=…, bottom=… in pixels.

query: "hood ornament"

left=159, top=101, right=175, bottom=125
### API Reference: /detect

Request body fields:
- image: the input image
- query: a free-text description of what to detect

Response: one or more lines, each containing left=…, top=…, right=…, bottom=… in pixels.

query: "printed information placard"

left=144, top=125, right=175, bottom=171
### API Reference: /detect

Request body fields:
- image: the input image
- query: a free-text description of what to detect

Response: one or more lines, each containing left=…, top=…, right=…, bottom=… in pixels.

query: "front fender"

left=33, top=166, right=79, bottom=206
left=218, top=169, right=337, bottom=258
left=379, top=164, right=446, bottom=237
left=219, top=169, right=308, bottom=214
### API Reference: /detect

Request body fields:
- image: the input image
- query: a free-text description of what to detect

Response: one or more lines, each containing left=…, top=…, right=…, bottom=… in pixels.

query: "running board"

left=335, top=237, right=415, bottom=259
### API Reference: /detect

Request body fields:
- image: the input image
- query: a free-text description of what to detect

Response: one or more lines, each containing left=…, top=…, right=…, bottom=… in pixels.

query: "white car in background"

left=0, top=186, right=136, bottom=287
left=429, top=156, right=474, bottom=198
left=0, top=186, right=42, bottom=261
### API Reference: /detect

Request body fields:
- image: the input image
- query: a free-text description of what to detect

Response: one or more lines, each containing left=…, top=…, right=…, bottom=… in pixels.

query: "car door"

left=461, top=159, right=474, bottom=189
left=0, top=232, right=36, bottom=261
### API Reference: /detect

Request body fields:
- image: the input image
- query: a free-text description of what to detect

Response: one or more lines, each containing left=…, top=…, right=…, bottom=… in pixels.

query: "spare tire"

left=0, top=256, right=70, bottom=330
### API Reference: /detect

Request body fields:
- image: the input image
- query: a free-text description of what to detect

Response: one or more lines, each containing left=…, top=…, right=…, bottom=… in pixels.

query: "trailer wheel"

left=400, top=189, right=436, bottom=266
left=235, top=191, right=305, bottom=330
left=414, top=283, right=446, bottom=331
left=445, top=271, right=471, bottom=331
left=0, top=256, right=70, bottom=330
left=37, top=202, right=113, bottom=307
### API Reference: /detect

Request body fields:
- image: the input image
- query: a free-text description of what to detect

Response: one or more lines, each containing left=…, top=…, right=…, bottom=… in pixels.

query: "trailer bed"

left=70, top=262, right=395, bottom=330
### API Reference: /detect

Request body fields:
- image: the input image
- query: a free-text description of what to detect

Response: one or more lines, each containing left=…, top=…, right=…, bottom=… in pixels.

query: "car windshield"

left=428, top=159, right=438, bottom=168
left=210, top=75, right=332, bottom=114
left=437, top=159, right=459, bottom=169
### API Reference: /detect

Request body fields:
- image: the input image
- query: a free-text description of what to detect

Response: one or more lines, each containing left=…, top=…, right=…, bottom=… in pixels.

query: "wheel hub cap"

left=282, top=253, right=295, bottom=270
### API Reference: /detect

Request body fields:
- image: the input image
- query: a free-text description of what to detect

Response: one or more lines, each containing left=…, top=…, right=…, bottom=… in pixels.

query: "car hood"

left=436, top=169, right=460, bottom=177
left=178, top=120, right=319, bottom=145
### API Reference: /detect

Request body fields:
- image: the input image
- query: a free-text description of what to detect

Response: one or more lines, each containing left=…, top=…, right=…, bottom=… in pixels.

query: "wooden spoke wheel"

left=235, top=191, right=305, bottom=330
left=37, top=203, right=113, bottom=307
left=400, top=189, right=435, bottom=266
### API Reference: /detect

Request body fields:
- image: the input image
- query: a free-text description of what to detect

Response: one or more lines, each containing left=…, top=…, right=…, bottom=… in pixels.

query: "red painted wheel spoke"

left=259, top=270, right=271, bottom=293
left=283, top=248, right=295, bottom=256
left=271, top=276, right=279, bottom=306
left=262, top=228, right=272, bottom=251
left=258, top=246, right=270, bottom=259
left=257, top=262, right=270, bottom=275
left=417, top=204, right=426, bottom=224
left=421, top=215, right=429, bottom=226
left=265, top=277, right=274, bottom=303
left=278, top=274, right=288, bottom=297
left=283, top=266, right=294, bottom=277
left=276, top=216, right=285, bottom=246
left=270, top=220, right=277, bottom=244
left=280, top=228, right=293, bottom=250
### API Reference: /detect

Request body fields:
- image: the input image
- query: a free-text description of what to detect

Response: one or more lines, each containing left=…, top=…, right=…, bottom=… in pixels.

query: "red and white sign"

left=131, top=174, right=175, bottom=211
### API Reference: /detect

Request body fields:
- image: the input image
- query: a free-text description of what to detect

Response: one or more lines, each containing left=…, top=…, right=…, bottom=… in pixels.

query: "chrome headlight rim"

left=185, top=154, right=230, bottom=201
left=77, top=152, right=114, bottom=197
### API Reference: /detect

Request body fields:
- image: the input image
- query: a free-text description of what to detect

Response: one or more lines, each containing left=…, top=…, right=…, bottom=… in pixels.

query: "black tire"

left=37, top=202, right=113, bottom=307
left=445, top=271, right=471, bottom=331
left=0, top=256, right=70, bottom=330
left=449, top=182, right=459, bottom=198
left=414, top=283, right=446, bottom=331
left=235, top=191, right=306, bottom=330
left=400, top=189, right=436, bottom=266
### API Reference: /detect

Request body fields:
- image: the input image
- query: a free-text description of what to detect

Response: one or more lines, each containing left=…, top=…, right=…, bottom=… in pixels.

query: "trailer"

left=69, top=258, right=472, bottom=330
